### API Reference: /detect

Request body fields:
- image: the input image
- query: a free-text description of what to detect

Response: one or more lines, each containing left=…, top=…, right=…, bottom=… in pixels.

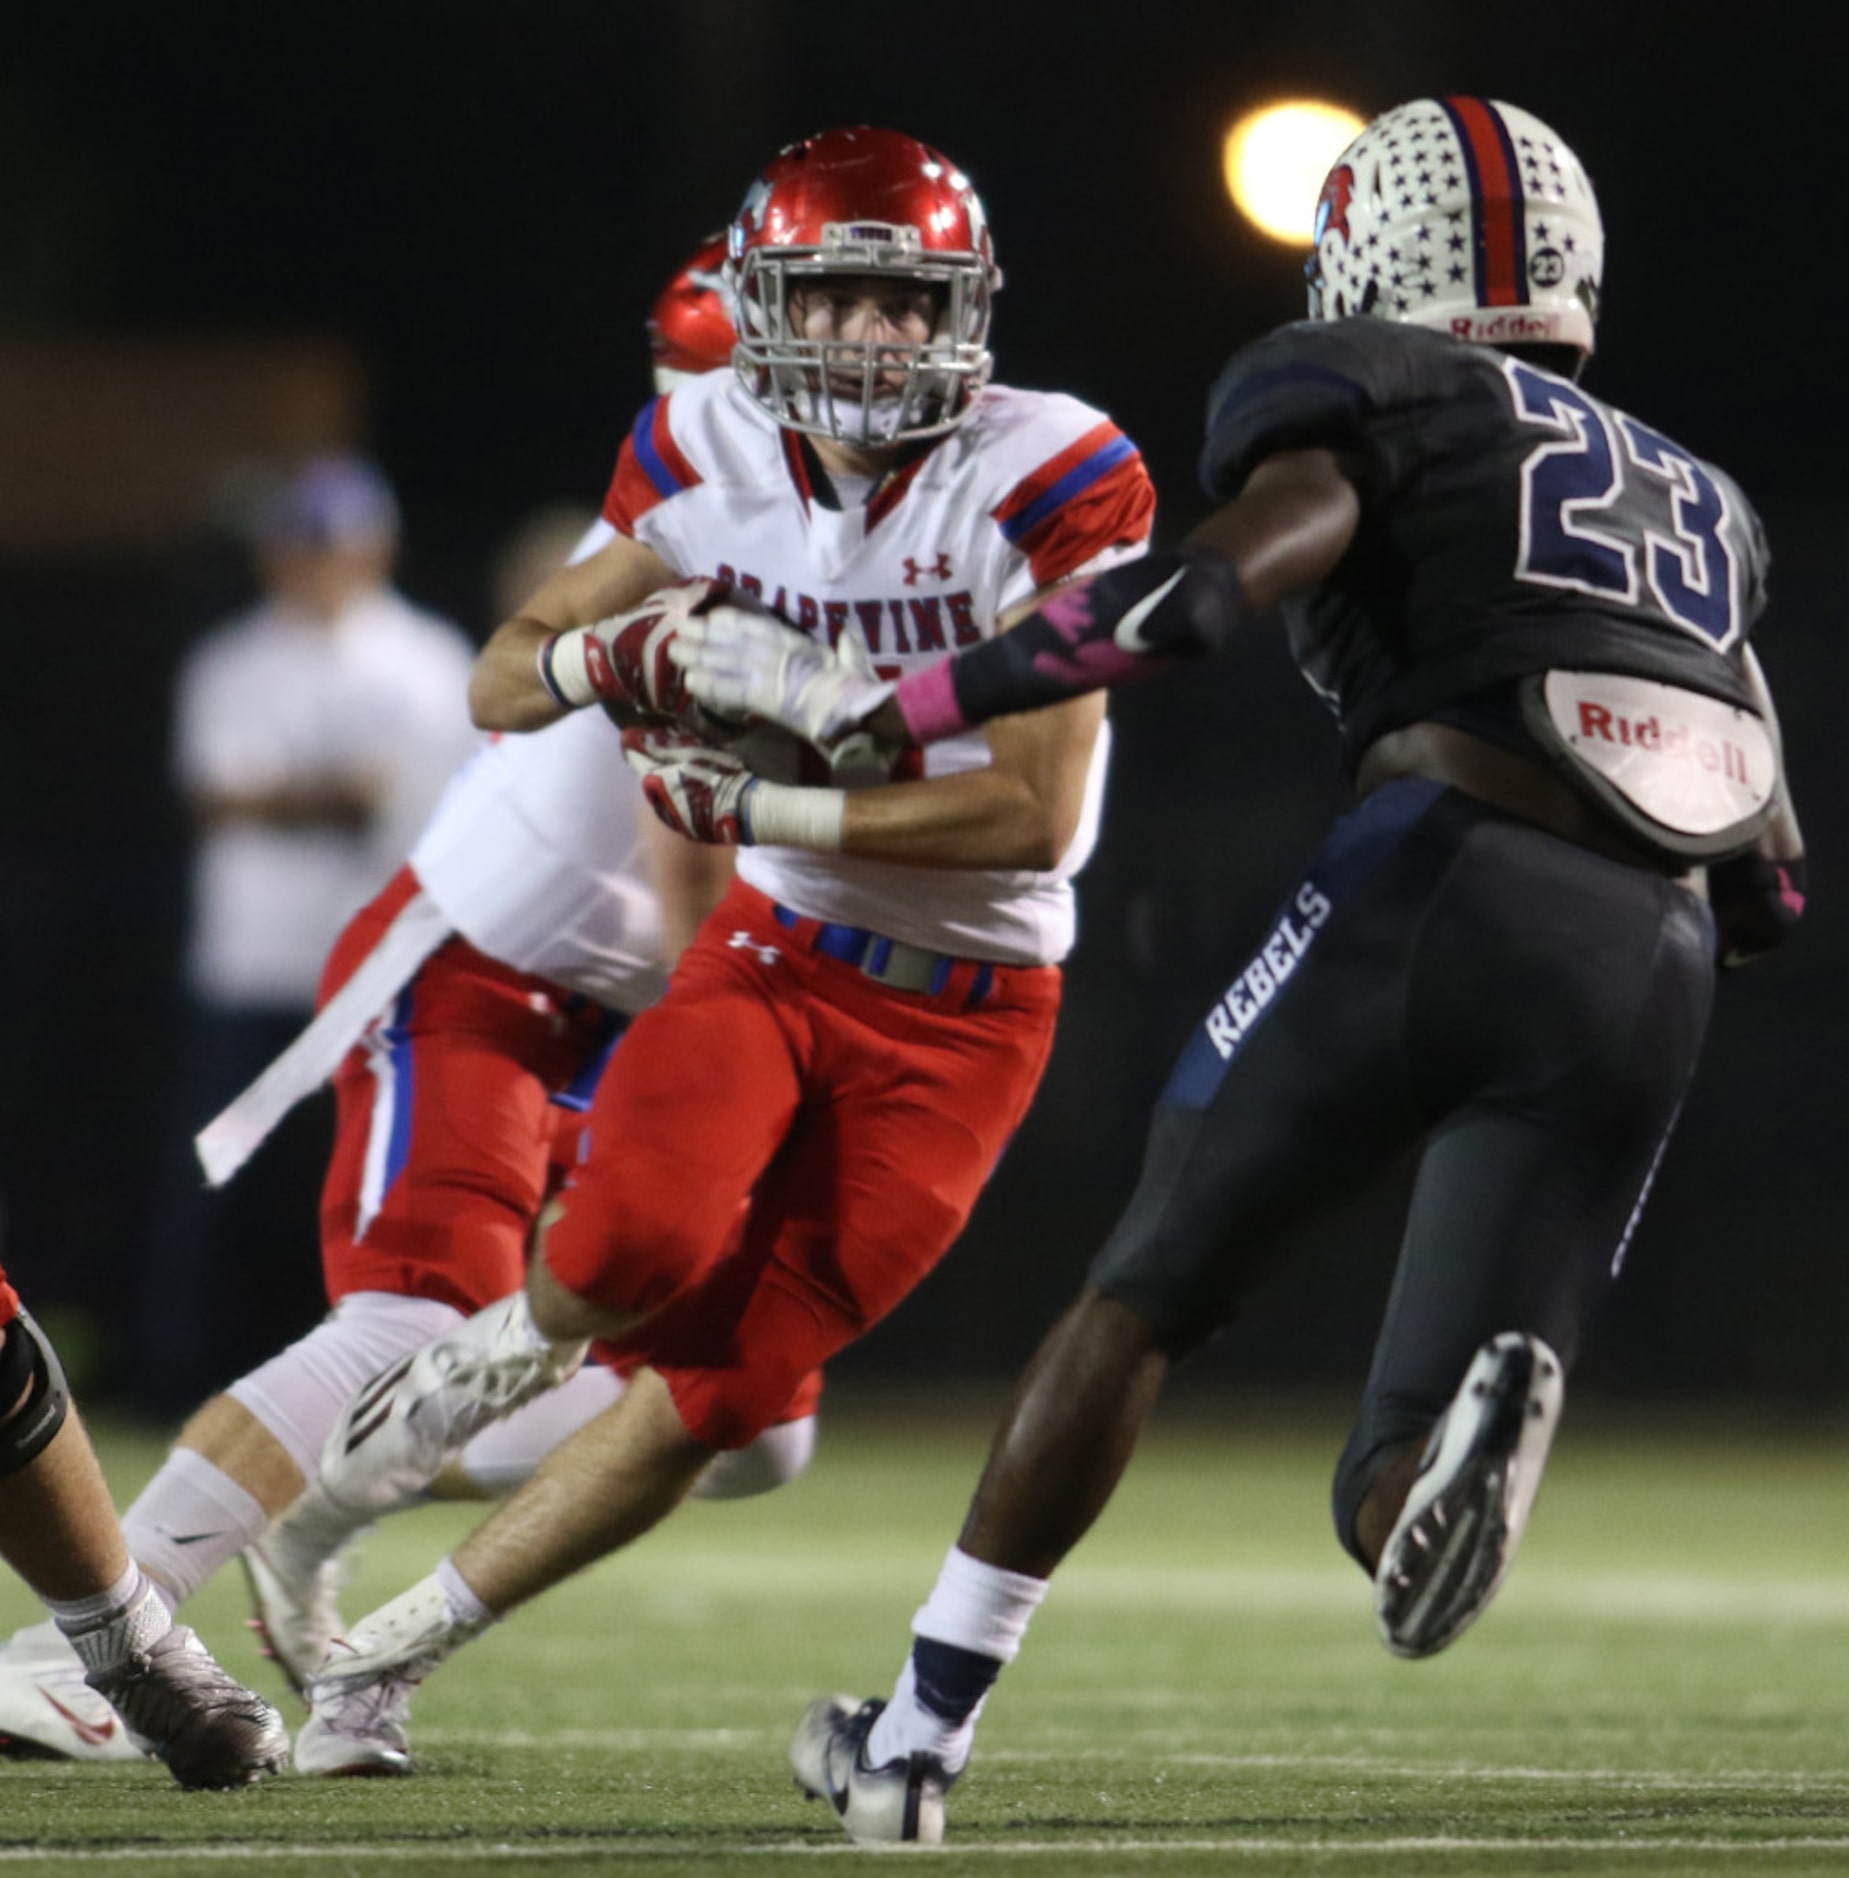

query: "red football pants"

left=544, top=879, right=1062, bottom=1448
left=318, top=868, right=621, bottom=1318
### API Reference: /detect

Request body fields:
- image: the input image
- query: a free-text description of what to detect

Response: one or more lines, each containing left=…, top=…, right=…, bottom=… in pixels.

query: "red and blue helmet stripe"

left=1438, top=96, right=1530, bottom=310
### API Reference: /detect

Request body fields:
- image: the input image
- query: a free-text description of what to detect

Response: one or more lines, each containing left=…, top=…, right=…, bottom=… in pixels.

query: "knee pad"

left=692, top=1413, right=817, bottom=1501
left=0, top=1309, right=70, bottom=1479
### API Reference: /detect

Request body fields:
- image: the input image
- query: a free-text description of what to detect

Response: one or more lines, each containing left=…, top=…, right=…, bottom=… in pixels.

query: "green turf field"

left=3, top=1391, right=1847, bottom=1874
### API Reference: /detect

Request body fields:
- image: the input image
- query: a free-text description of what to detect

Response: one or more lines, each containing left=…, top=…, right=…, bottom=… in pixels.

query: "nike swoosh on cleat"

left=1111, top=568, right=1189, bottom=655
left=170, top=1531, right=225, bottom=1545
left=40, top=1689, right=120, bottom=1748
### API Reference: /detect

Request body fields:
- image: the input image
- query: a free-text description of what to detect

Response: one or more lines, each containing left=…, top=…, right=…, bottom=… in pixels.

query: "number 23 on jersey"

left=1503, top=358, right=1746, bottom=651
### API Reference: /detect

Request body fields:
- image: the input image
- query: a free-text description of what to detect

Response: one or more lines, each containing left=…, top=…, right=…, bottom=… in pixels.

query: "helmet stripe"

left=1440, top=97, right=1529, bottom=309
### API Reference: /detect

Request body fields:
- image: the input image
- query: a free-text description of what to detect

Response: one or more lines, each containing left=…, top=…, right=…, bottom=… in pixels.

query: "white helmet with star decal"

left=1306, top=97, right=1603, bottom=356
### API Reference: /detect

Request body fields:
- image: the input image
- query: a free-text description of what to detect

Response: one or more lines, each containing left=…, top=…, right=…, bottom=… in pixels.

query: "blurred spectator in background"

left=133, top=456, right=479, bottom=1415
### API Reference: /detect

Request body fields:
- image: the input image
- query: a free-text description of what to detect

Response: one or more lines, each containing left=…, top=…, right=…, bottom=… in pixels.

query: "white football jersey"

left=410, top=710, right=667, bottom=1014
left=603, top=371, right=1155, bottom=964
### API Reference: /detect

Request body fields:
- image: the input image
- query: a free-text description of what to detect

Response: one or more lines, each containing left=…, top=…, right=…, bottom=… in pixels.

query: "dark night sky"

left=3, top=4, right=1830, bottom=579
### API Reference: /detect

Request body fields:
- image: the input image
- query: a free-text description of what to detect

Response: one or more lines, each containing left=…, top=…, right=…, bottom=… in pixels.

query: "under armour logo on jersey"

left=727, top=932, right=781, bottom=965
left=902, top=553, right=953, bottom=585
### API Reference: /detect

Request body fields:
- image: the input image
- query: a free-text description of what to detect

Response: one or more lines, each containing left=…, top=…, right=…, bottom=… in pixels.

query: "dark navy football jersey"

left=1200, top=318, right=1767, bottom=770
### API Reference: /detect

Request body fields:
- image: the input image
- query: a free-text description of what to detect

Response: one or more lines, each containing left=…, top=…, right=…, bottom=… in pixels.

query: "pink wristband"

left=893, top=661, right=969, bottom=746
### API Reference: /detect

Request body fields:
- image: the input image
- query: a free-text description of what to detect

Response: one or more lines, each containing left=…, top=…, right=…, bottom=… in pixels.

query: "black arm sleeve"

left=918, top=547, right=1245, bottom=733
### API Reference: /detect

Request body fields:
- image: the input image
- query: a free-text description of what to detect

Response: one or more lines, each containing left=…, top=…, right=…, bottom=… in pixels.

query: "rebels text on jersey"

left=600, top=371, right=1155, bottom=964
left=1200, top=319, right=1768, bottom=772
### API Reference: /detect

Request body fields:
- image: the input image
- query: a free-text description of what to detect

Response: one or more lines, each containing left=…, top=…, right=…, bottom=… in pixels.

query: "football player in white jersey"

left=0, top=245, right=813, bottom=1769
left=292, top=124, right=1156, bottom=1775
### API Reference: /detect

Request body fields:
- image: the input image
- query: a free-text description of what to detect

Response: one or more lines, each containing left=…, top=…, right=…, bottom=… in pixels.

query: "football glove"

left=1708, top=850, right=1806, bottom=968
left=538, top=578, right=724, bottom=716
left=669, top=606, right=895, bottom=753
left=621, top=724, right=847, bottom=851
left=621, top=724, right=758, bottom=844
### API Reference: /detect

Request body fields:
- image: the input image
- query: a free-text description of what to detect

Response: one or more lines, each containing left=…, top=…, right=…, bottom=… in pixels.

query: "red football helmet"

left=726, top=126, right=1001, bottom=446
left=648, top=233, right=738, bottom=393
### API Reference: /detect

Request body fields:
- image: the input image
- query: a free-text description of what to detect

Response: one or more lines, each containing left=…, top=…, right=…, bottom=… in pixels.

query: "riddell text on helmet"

left=1452, top=312, right=1563, bottom=344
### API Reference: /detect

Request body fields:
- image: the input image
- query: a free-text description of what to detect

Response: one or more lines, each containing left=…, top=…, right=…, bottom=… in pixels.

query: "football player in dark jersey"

left=669, top=96, right=1805, bottom=1847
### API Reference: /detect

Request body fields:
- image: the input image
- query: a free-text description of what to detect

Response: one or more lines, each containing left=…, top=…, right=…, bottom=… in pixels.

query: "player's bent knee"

left=691, top=1413, right=817, bottom=1500
left=0, top=1309, right=71, bottom=1479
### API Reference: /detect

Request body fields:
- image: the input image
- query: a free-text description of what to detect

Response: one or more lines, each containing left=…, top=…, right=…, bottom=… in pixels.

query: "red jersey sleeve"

left=991, top=422, right=1156, bottom=588
left=600, top=396, right=704, bottom=536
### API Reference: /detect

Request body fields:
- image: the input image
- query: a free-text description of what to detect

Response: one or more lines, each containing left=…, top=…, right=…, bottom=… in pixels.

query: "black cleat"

left=1376, top=1332, right=1563, bottom=1660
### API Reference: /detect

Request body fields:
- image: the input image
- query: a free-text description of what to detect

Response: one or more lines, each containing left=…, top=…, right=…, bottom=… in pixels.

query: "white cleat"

left=241, top=1536, right=345, bottom=1701
left=294, top=1576, right=485, bottom=1778
left=790, top=1694, right=953, bottom=1847
left=318, top=1292, right=587, bottom=1513
left=294, top=1644, right=417, bottom=1777
left=1376, top=1331, right=1564, bottom=1660
left=0, top=1621, right=147, bottom=1764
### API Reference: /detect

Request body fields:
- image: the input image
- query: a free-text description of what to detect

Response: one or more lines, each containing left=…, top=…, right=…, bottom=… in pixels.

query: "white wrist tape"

left=741, top=782, right=846, bottom=851
left=536, top=629, right=602, bottom=709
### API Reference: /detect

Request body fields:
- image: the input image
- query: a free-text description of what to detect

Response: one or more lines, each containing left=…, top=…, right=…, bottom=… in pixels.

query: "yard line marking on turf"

left=10, top=1835, right=1849, bottom=1861
left=396, top=1728, right=1849, bottom=1792
left=598, top=1555, right=1849, bottom=1624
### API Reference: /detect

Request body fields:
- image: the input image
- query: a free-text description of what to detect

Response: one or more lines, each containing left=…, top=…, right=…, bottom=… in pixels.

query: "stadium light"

left=1223, top=101, right=1366, bottom=245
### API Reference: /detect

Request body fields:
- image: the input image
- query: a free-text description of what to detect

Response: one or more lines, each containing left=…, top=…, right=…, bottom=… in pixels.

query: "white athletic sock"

left=866, top=1655, right=988, bottom=1776
left=435, top=1555, right=498, bottom=1628
left=338, top=1566, right=496, bottom=1680
left=864, top=1547, right=1049, bottom=1774
left=910, top=1545, right=1049, bottom=1662
left=120, top=1448, right=271, bottom=1608
left=50, top=1565, right=173, bottom=1672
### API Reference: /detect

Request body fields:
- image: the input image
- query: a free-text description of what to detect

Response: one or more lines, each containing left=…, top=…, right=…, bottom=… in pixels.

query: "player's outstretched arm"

left=885, top=447, right=1360, bottom=746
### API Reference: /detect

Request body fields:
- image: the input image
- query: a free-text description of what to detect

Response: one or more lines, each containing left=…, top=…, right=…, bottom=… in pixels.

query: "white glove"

left=537, top=578, right=722, bottom=716
left=668, top=606, right=896, bottom=750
